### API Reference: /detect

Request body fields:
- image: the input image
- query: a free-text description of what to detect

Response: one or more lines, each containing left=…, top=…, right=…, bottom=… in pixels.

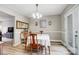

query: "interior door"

left=67, top=14, right=73, bottom=47
left=73, top=6, right=79, bottom=54
left=65, top=6, right=79, bottom=54
left=65, top=10, right=75, bottom=54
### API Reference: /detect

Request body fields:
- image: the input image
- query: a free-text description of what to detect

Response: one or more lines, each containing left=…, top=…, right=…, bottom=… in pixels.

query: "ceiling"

left=0, top=11, right=14, bottom=21
left=0, top=4, right=68, bottom=18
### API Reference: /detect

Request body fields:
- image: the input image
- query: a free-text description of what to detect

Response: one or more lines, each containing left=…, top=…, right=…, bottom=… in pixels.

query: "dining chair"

left=23, top=32, right=28, bottom=50
left=29, top=33, right=40, bottom=54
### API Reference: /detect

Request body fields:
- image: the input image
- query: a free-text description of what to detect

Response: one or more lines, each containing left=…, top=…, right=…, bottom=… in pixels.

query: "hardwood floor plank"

left=1, top=42, right=71, bottom=55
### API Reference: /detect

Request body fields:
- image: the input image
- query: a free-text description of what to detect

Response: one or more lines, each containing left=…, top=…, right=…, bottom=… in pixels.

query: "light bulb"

left=32, top=12, right=42, bottom=19
left=32, top=13, right=36, bottom=19
left=40, top=14, right=42, bottom=18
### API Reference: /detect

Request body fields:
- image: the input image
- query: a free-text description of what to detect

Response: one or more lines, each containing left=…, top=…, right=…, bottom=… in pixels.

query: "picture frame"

left=16, top=21, right=29, bottom=29
left=40, top=19, right=48, bottom=28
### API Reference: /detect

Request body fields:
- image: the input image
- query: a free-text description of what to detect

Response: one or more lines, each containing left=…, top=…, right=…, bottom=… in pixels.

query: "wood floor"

left=1, top=41, right=71, bottom=55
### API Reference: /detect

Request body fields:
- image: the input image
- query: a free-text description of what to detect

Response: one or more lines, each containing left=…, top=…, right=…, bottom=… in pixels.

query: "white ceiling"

left=0, top=11, right=14, bottom=21
left=0, top=4, right=68, bottom=18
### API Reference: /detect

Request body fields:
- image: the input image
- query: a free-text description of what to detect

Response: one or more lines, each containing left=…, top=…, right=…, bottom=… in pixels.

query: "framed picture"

left=16, top=21, right=20, bottom=28
left=40, top=20, right=48, bottom=28
left=16, top=21, right=29, bottom=29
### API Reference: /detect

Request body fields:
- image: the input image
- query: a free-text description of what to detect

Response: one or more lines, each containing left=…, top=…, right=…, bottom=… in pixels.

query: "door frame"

left=64, top=8, right=75, bottom=54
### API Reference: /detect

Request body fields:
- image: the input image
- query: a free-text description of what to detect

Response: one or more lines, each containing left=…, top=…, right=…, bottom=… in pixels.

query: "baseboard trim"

left=50, top=40, right=62, bottom=42
left=61, top=41, right=75, bottom=55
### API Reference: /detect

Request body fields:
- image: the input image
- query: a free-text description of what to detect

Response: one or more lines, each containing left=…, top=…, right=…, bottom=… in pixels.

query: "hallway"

left=2, top=42, right=71, bottom=55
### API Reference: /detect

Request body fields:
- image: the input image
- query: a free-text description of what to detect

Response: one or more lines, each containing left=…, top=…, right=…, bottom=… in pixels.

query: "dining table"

left=27, top=33, right=51, bottom=54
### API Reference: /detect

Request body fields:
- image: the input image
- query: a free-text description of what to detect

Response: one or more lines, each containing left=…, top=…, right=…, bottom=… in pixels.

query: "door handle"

left=75, top=35, right=78, bottom=37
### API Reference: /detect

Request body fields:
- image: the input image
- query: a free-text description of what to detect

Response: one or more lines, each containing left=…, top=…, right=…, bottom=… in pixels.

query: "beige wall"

left=14, top=17, right=29, bottom=46
left=29, top=15, right=62, bottom=41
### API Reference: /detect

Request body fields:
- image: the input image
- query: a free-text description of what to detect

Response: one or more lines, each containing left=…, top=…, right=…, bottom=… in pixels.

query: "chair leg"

left=25, top=45, right=27, bottom=50
left=41, top=46, right=43, bottom=54
left=37, top=47, right=39, bottom=54
left=30, top=46, right=32, bottom=55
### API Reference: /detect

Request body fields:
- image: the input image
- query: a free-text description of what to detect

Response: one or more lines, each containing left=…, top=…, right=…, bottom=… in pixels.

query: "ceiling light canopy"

left=32, top=4, right=42, bottom=19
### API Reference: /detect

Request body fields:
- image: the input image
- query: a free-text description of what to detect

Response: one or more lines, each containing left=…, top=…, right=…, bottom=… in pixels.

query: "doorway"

left=0, top=11, right=15, bottom=46
left=65, top=6, right=79, bottom=54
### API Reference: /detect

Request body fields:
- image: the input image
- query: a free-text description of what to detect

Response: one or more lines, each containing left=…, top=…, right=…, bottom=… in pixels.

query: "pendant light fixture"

left=32, top=4, right=42, bottom=19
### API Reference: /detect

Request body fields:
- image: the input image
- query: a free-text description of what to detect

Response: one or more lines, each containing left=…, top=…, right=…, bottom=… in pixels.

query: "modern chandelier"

left=32, top=4, right=42, bottom=19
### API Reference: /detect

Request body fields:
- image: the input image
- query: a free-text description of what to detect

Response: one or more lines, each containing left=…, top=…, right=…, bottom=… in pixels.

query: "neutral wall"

left=0, top=16, right=15, bottom=42
left=14, top=17, right=29, bottom=46
left=29, top=15, right=62, bottom=41
left=0, top=18, right=14, bottom=34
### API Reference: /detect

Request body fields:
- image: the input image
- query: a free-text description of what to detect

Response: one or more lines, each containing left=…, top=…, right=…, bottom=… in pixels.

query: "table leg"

left=45, top=47, right=47, bottom=55
left=40, top=46, right=44, bottom=54
left=48, top=46, right=50, bottom=54
left=30, top=45, right=32, bottom=55
left=37, top=46, right=39, bottom=54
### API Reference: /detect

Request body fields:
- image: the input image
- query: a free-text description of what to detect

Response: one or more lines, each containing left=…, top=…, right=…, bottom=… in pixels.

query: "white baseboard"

left=61, top=41, right=67, bottom=46
left=61, top=41, right=75, bottom=54
left=50, top=40, right=62, bottom=42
